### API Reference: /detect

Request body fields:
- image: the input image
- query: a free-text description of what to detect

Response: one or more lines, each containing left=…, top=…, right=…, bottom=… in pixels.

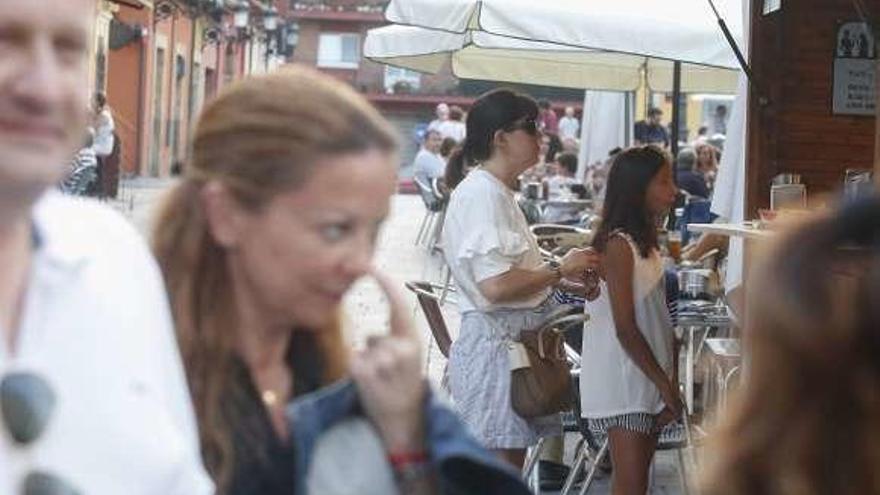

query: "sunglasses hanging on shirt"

left=1, top=372, right=82, bottom=495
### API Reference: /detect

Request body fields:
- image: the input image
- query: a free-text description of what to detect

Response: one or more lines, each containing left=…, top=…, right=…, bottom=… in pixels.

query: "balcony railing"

left=290, top=1, right=386, bottom=15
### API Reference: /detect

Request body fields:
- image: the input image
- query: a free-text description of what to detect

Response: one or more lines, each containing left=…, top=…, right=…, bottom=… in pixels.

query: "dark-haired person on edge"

left=0, top=0, right=210, bottom=493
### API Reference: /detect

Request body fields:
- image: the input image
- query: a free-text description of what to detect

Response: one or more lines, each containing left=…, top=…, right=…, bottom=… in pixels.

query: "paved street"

left=112, top=177, right=688, bottom=494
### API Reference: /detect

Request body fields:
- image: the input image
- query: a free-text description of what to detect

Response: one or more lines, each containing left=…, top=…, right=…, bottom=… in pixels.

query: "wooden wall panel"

left=747, top=0, right=879, bottom=213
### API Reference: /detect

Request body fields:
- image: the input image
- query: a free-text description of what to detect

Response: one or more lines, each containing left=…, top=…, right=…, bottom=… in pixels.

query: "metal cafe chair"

left=516, top=305, right=590, bottom=491
left=704, top=337, right=742, bottom=413
left=414, top=177, right=445, bottom=246
left=560, top=301, right=698, bottom=494
left=560, top=416, right=695, bottom=495
left=438, top=263, right=456, bottom=306
left=529, top=224, right=593, bottom=257
left=427, top=178, right=448, bottom=251
left=404, top=281, right=454, bottom=360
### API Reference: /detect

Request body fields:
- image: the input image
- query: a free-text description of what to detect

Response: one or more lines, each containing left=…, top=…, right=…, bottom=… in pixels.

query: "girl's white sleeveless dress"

left=579, top=232, right=675, bottom=435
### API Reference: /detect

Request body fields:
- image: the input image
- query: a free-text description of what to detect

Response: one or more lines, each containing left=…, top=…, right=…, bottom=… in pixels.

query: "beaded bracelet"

left=388, top=451, right=431, bottom=485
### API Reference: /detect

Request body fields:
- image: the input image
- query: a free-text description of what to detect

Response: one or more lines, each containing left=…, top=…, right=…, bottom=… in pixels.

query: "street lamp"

left=285, top=21, right=299, bottom=57
left=263, top=5, right=278, bottom=32
left=232, top=1, right=249, bottom=29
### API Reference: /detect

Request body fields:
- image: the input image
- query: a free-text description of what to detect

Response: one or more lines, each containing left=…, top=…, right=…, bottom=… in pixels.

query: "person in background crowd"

left=437, top=105, right=467, bottom=142
left=558, top=106, right=581, bottom=141
left=582, top=146, right=681, bottom=495
left=442, top=88, right=601, bottom=469
left=427, top=103, right=449, bottom=134
left=537, top=99, right=559, bottom=135
left=412, top=129, right=446, bottom=188
left=588, top=165, right=608, bottom=203
left=91, top=91, right=114, bottom=158
left=58, top=129, right=99, bottom=196
left=519, top=132, right=560, bottom=187
left=588, top=147, right=622, bottom=214
left=439, top=136, right=458, bottom=162
left=707, top=133, right=726, bottom=153
left=634, top=107, right=670, bottom=148
left=675, top=148, right=710, bottom=200
left=153, top=67, right=524, bottom=495
left=0, top=1, right=212, bottom=493
left=561, top=136, right=579, bottom=154
left=711, top=105, right=729, bottom=135
left=91, top=91, right=114, bottom=198
left=546, top=152, right=580, bottom=200
left=692, top=125, right=710, bottom=146
left=543, top=152, right=583, bottom=224
left=544, top=133, right=563, bottom=165
left=700, top=196, right=880, bottom=495
left=695, top=143, right=720, bottom=192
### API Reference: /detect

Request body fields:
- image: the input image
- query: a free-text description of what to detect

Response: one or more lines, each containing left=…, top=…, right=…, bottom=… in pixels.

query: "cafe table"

left=680, top=221, right=778, bottom=413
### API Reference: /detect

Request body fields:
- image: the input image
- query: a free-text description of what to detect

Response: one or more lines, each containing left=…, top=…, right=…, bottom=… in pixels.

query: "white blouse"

left=92, top=109, right=115, bottom=157
left=441, top=169, right=549, bottom=313
left=0, top=193, right=213, bottom=495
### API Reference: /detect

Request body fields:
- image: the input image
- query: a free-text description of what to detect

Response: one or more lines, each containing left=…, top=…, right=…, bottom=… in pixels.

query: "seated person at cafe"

left=675, top=148, right=710, bottom=200
left=413, top=129, right=446, bottom=188
left=546, top=152, right=580, bottom=199
left=634, top=107, right=670, bottom=148
left=543, top=152, right=583, bottom=224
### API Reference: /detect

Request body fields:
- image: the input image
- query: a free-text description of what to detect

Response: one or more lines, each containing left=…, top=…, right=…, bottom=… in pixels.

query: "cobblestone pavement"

left=112, top=177, right=689, bottom=495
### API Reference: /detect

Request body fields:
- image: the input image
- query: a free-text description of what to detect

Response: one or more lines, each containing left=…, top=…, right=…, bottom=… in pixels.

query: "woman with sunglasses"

left=442, top=89, right=601, bottom=468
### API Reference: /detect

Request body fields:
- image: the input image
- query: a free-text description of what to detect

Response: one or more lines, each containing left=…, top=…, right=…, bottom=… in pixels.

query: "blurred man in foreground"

left=0, top=1, right=212, bottom=493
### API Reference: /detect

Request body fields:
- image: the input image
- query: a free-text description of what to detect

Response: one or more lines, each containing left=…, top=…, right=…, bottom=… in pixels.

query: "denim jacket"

left=286, top=380, right=531, bottom=495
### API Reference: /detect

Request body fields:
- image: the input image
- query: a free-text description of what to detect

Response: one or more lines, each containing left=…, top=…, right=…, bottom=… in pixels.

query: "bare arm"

left=557, top=277, right=601, bottom=302
left=604, top=238, right=677, bottom=403
left=557, top=278, right=585, bottom=296
left=682, top=232, right=727, bottom=262
left=477, top=248, right=601, bottom=305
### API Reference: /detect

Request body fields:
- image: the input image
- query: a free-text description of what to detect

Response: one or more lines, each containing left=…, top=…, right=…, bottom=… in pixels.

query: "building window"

left=317, top=33, right=360, bottom=69
left=384, top=66, right=421, bottom=93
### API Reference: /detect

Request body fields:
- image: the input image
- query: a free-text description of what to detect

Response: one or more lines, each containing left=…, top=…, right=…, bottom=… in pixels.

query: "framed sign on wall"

left=763, top=0, right=781, bottom=15
left=832, top=21, right=876, bottom=116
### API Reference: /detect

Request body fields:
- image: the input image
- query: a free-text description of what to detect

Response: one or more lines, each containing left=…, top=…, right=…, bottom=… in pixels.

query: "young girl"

left=580, top=145, right=682, bottom=494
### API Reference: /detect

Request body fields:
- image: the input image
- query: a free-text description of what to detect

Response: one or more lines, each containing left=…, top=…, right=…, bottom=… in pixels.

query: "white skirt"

left=447, top=299, right=562, bottom=449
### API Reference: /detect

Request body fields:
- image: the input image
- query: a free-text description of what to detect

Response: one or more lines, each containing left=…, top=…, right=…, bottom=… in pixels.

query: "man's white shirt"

left=0, top=192, right=212, bottom=495
left=558, top=116, right=580, bottom=141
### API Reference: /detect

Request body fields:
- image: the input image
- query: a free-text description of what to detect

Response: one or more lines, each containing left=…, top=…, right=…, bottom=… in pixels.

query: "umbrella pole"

left=671, top=60, right=682, bottom=157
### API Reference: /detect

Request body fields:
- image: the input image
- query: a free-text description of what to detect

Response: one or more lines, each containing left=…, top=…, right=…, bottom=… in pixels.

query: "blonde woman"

left=152, top=67, right=413, bottom=495
left=153, top=67, right=526, bottom=495
left=695, top=143, right=719, bottom=191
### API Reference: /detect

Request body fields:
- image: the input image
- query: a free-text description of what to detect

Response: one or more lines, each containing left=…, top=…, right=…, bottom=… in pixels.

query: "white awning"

left=368, top=0, right=743, bottom=92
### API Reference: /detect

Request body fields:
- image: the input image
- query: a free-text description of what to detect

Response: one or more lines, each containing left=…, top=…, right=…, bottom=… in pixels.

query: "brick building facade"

left=92, top=0, right=286, bottom=178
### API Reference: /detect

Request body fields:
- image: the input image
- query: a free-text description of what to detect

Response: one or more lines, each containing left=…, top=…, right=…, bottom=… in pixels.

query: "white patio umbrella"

left=371, top=0, right=744, bottom=93
left=364, top=25, right=738, bottom=93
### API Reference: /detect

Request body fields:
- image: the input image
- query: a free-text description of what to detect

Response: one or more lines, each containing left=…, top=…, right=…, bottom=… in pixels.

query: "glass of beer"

left=667, top=230, right=682, bottom=263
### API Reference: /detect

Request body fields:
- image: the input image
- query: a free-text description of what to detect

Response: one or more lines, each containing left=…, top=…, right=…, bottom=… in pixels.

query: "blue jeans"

left=287, top=379, right=531, bottom=495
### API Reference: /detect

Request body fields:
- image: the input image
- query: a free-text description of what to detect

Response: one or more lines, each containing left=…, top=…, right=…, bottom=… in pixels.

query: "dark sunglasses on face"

left=1, top=373, right=82, bottom=495
left=504, top=118, right=539, bottom=136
